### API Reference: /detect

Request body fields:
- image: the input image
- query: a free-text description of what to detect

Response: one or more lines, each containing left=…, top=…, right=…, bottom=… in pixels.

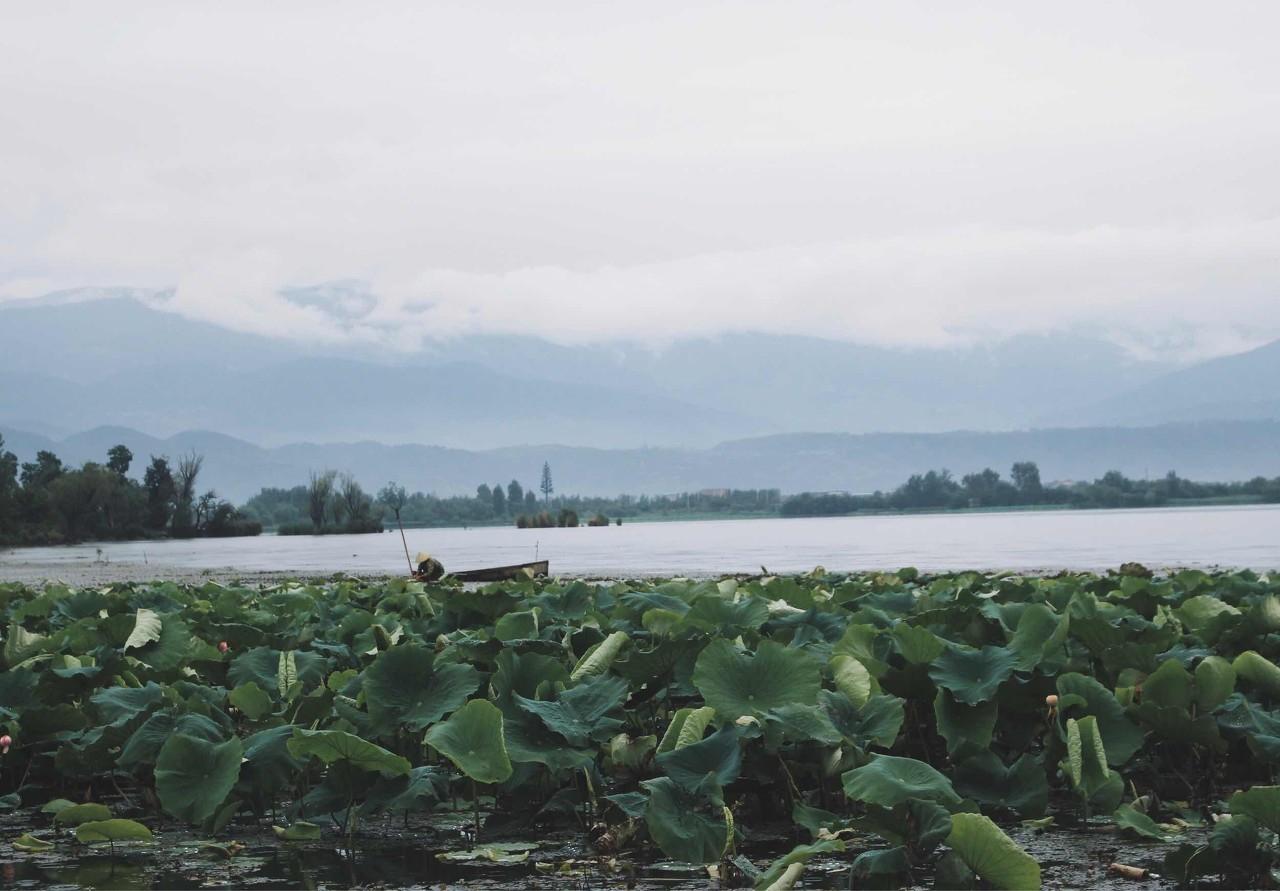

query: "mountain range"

left=3, top=290, right=1278, bottom=449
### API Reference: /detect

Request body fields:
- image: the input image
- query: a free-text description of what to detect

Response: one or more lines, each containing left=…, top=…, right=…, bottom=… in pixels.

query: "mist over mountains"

left=1, top=288, right=1278, bottom=500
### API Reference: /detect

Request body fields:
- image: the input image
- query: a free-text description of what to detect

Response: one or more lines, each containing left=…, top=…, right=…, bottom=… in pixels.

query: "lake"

left=3, top=503, right=1280, bottom=578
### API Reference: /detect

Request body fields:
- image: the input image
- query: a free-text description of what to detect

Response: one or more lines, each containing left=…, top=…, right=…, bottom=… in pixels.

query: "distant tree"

left=307, top=470, right=337, bottom=529
left=524, top=490, right=537, bottom=511
left=377, top=483, right=407, bottom=520
left=107, top=445, right=133, bottom=476
left=507, top=480, right=524, bottom=507
left=21, top=451, right=64, bottom=489
left=378, top=482, right=413, bottom=572
left=0, top=436, right=18, bottom=536
left=540, top=462, right=554, bottom=503
left=1011, top=461, right=1043, bottom=498
left=491, top=482, right=506, bottom=516
left=174, top=451, right=203, bottom=505
left=143, top=456, right=176, bottom=529
left=476, top=483, right=492, bottom=505
left=194, top=489, right=219, bottom=531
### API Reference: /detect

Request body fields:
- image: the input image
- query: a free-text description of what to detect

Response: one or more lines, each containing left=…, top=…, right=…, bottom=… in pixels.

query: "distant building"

left=699, top=488, right=731, bottom=498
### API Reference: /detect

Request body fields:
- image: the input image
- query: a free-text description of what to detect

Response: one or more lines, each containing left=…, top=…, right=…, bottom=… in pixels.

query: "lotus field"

left=4, top=568, right=1280, bottom=887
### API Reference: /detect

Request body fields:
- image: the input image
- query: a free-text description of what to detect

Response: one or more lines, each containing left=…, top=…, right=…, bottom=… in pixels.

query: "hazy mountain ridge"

left=3, top=420, right=1277, bottom=504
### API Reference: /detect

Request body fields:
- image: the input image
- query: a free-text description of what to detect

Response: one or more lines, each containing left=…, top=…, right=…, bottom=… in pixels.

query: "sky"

left=2, top=1, right=1279, bottom=357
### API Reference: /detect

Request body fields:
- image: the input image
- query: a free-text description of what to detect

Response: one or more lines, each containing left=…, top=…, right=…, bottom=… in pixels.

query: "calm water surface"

left=4, top=504, right=1280, bottom=576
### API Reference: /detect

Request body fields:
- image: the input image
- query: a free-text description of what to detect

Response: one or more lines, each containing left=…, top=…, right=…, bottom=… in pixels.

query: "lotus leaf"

left=569, top=630, right=629, bottom=682
left=933, top=690, right=997, bottom=760
left=228, top=682, right=274, bottom=721
left=362, top=644, right=481, bottom=733
left=891, top=623, right=945, bottom=664
left=642, top=776, right=731, bottom=864
left=74, top=819, right=153, bottom=845
left=929, top=645, right=1019, bottom=705
left=842, top=754, right=961, bottom=809
left=155, top=734, right=244, bottom=824
left=424, top=699, right=512, bottom=784
left=273, top=821, right=322, bottom=841
left=953, top=752, right=1048, bottom=818
left=830, top=653, right=873, bottom=707
left=123, top=609, right=162, bottom=651
left=946, top=812, right=1040, bottom=890
left=754, top=839, right=844, bottom=890
left=1112, top=803, right=1170, bottom=841
left=514, top=674, right=629, bottom=746
left=1229, top=785, right=1280, bottom=834
left=1234, top=651, right=1280, bottom=698
left=1055, top=673, right=1144, bottom=765
left=820, top=690, right=904, bottom=750
left=13, top=833, right=54, bottom=852
left=1194, top=656, right=1236, bottom=711
left=288, top=728, right=409, bottom=777
left=656, top=725, right=741, bottom=791
left=1008, top=603, right=1070, bottom=670
left=53, top=802, right=112, bottom=826
left=693, top=639, right=820, bottom=719
left=657, top=705, right=716, bottom=753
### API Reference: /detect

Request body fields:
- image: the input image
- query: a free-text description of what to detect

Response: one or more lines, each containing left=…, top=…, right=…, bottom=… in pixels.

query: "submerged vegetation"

left=0, top=437, right=259, bottom=546
left=2, top=567, right=1280, bottom=887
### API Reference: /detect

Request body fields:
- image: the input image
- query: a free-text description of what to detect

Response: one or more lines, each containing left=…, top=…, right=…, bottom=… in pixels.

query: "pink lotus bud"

left=1, top=734, right=12, bottom=753
left=218, top=641, right=229, bottom=654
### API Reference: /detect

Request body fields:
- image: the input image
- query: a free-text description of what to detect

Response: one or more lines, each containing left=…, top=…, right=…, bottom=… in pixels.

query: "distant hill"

left=3, top=421, right=1277, bottom=504
left=0, top=290, right=1197, bottom=447
left=1071, top=338, right=1280, bottom=427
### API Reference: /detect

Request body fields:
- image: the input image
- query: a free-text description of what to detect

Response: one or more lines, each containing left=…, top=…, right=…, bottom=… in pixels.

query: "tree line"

left=780, top=461, right=1280, bottom=517
left=0, top=436, right=260, bottom=546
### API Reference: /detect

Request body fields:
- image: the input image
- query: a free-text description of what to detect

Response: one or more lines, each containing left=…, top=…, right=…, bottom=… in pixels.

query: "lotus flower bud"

left=0, top=734, right=11, bottom=754
left=1045, top=694, right=1058, bottom=707
left=218, top=641, right=229, bottom=653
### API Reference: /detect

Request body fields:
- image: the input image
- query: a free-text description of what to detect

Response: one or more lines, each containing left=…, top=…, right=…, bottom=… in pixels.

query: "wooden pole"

left=397, top=513, right=413, bottom=575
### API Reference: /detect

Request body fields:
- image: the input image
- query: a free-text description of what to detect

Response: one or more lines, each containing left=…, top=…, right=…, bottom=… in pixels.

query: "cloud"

left=1, top=2, right=1279, bottom=358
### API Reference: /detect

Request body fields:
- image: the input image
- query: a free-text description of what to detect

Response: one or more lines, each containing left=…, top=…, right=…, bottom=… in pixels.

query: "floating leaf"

left=53, top=803, right=112, bottom=826
left=14, top=832, right=54, bottom=852
left=273, top=821, right=322, bottom=841
left=74, top=819, right=154, bottom=845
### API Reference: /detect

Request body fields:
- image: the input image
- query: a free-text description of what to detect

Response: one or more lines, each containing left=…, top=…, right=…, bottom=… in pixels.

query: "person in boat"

left=414, top=551, right=444, bottom=581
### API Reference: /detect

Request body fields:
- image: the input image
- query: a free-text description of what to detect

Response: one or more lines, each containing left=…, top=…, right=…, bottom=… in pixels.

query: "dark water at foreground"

left=4, top=504, right=1280, bottom=579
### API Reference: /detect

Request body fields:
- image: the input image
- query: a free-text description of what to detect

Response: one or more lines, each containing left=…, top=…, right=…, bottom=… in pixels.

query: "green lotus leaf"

left=842, top=755, right=961, bottom=809
left=424, top=699, right=513, bottom=784
left=760, top=702, right=844, bottom=750
left=946, top=812, right=1041, bottom=890
left=118, top=710, right=225, bottom=770
left=91, top=683, right=166, bottom=727
left=513, top=674, right=629, bottom=746
left=74, top=819, right=154, bottom=845
left=123, top=608, right=162, bottom=651
left=693, top=639, right=821, bottom=719
left=360, top=765, right=449, bottom=816
left=40, top=799, right=75, bottom=815
left=288, top=729, right=410, bottom=778
left=658, top=706, right=717, bottom=753
left=682, top=595, right=770, bottom=635
left=1228, top=785, right=1280, bottom=833
left=1234, top=651, right=1280, bottom=698
left=1008, top=604, right=1070, bottom=671
left=929, top=645, right=1019, bottom=705
left=491, top=649, right=569, bottom=702
left=1194, top=656, right=1236, bottom=712
left=227, top=647, right=327, bottom=698
left=53, top=802, right=112, bottom=826
left=607, top=733, right=656, bottom=772
left=494, top=609, right=539, bottom=641
left=1055, top=673, right=1144, bottom=765
left=241, top=725, right=308, bottom=795
left=362, top=644, right=481, bottom=734
left=1175, top=595, right=1240, bottom=642
left=832, top=624, right=889, bottom=677
left=820, top=690, right=904, bottom=750
left=953, top=752, right=1048, bottom=818
left=1063, top=716, right=1108, bottom=794
left=830, top=654, right=874, bottom=707
left=4, top=622, right=46, bottom=665
left=13, top=833, right=54, bottom=852
left=934, top=690, right=997, bottom=761
left=642, top=776, right=731, bottom=864
left=754, top=839, right=845, bottom=890
left=273, top=821, right=322, bottom=841
left=1142, top=659, right=1192, bottom=711
left=656, top=725, right=741, bottom=792
left=228, top=682, right=274, bottom=721
left=155, top=734, right=244, bottom=824
left=501, top=705, right=595, bottom=774
left=850, top=846, right=910, bottom=883
left=1112, top=803, right=1171, bottom=841
left=891, top=624, right=945, bottom=664
left=569, top=631, right=630, bottom=682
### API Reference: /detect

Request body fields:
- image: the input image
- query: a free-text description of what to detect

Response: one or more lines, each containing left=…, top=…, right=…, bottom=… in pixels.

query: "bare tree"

left=378, top=482, right=413, bottom=573
left=174, top=451, right=203, bottom=505
left=307, top=470, right=337, bottom=530
left=339, top=473, right=370, bottom=524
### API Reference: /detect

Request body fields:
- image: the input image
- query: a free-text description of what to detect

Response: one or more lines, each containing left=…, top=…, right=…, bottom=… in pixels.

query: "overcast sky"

left=2, top=2, right=1278, bottom=356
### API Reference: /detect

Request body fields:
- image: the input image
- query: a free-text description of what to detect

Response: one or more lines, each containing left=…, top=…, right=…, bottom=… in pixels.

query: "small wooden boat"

left=450, top=559, right=550, bottom=582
